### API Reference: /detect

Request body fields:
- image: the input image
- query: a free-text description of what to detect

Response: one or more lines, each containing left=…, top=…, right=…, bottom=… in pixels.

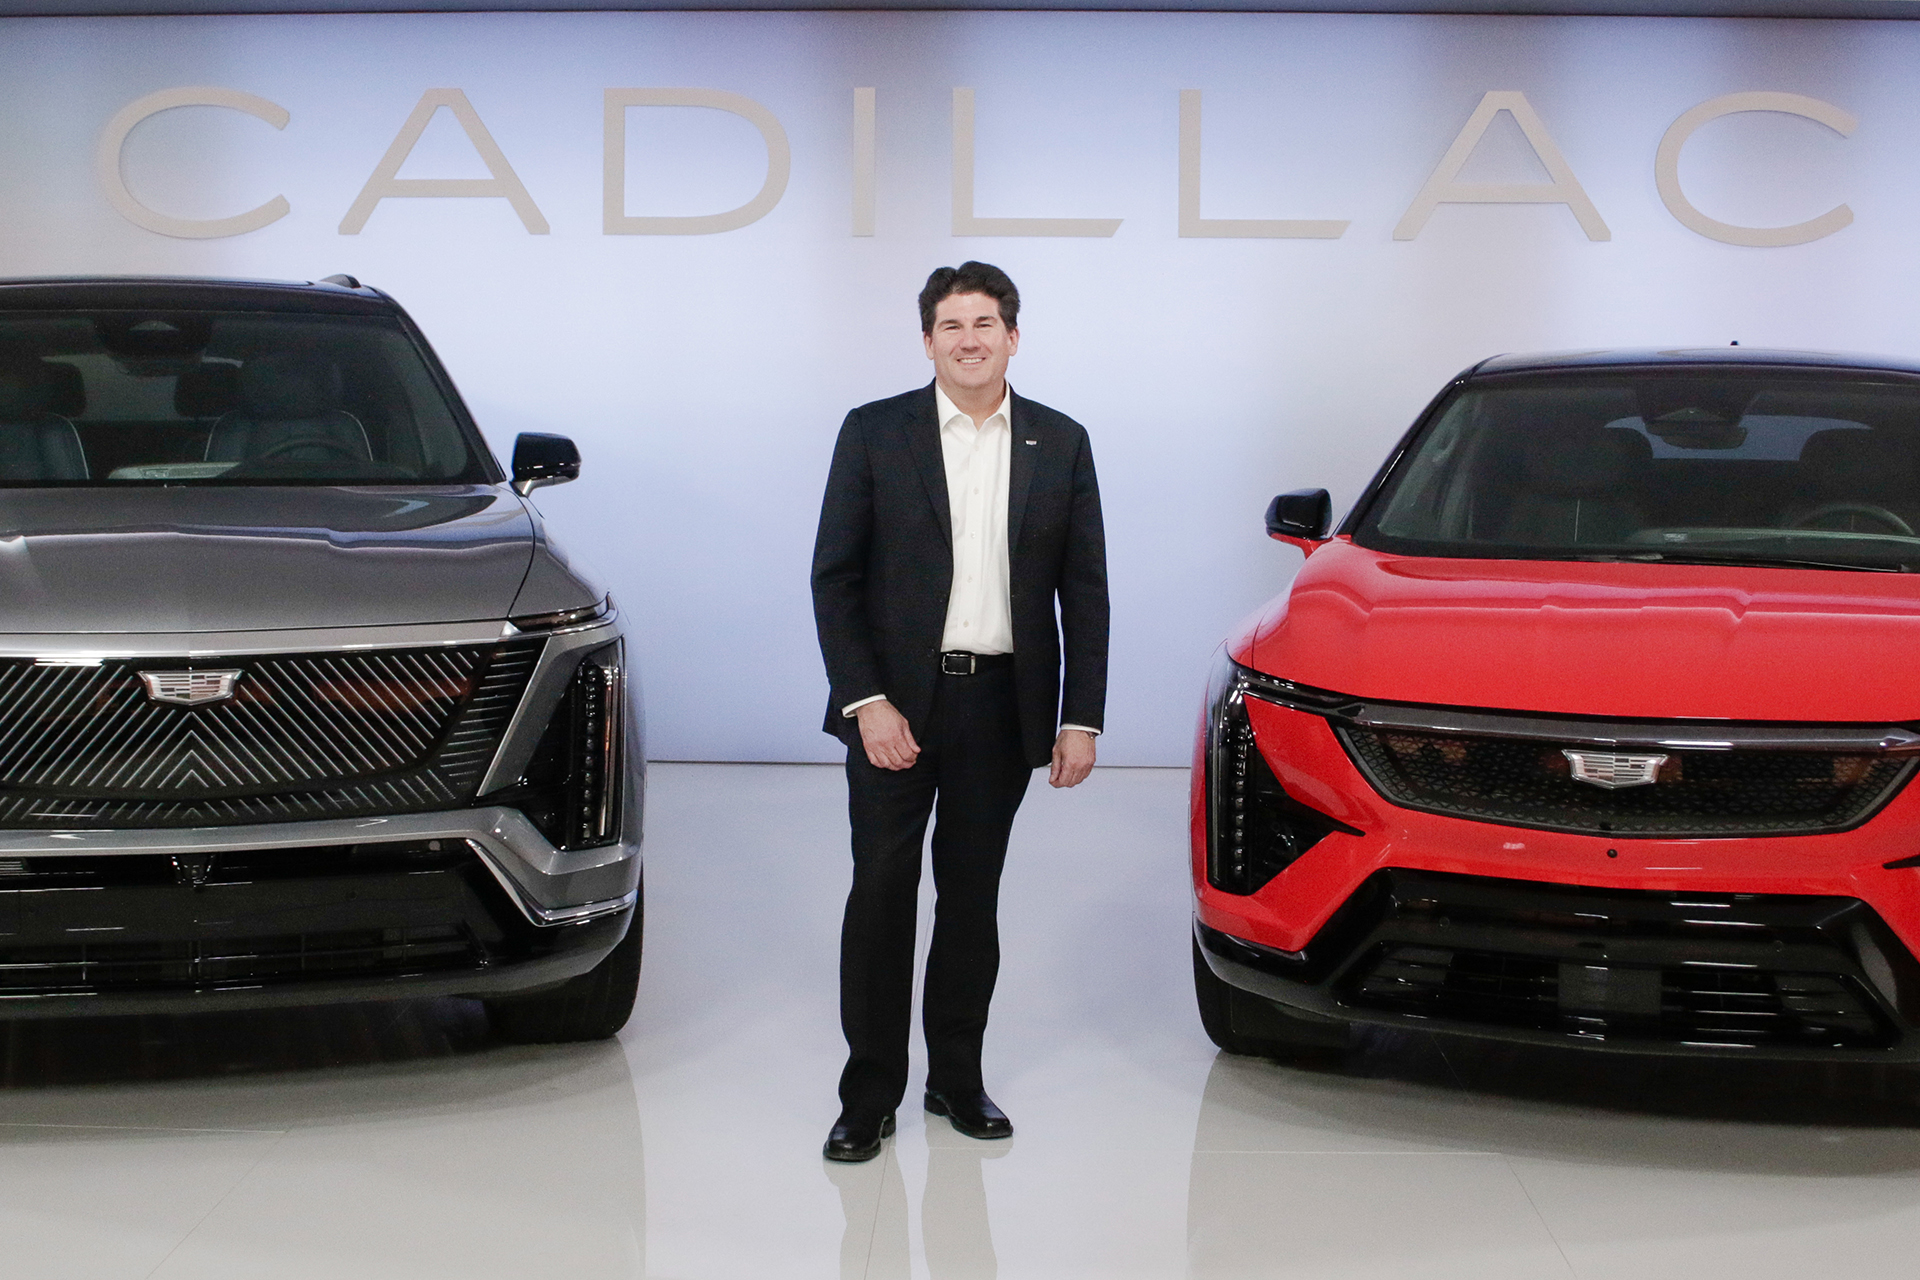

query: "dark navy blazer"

left=810, top=382, right=1110, bottom=769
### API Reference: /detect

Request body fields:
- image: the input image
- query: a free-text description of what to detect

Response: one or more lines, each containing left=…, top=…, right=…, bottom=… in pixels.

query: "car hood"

left=0, top=486, right=535, bottom=634
left=1238, top=538, right=1920, bottom=722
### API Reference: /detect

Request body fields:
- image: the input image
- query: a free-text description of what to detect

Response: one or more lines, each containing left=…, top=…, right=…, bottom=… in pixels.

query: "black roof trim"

left=0, top=276, right=392, bottom=314
left=1473, top=347, right=1920, bottom=378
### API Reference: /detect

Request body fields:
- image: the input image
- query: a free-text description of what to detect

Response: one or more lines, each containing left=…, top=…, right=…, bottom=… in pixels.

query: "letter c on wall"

left=1656, top=92, right=1857, bottom=248
left=96, top=87, right=290, bottom=239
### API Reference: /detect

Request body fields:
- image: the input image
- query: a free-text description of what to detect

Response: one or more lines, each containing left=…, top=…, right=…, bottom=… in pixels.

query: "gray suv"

left=0, top=275, right=642, bottom=1042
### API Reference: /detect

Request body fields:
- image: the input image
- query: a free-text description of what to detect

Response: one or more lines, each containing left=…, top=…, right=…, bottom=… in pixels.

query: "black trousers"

left=838, top=664, right=1033, bottom=1118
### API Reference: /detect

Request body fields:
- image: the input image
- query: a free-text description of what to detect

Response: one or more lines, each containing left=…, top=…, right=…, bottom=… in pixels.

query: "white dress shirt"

left=936, top=383, right=1015, bottom=655
left=843, top=383, right=1097, bottom=737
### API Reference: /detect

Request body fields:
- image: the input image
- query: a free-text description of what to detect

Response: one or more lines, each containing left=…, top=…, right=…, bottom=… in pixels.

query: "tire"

left=1193, top=939, right=1347, bottom=1062
left=486, top=904, right=642, bottom=1044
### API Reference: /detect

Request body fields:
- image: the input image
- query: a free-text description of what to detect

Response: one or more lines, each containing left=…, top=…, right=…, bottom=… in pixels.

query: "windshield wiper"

left=1568, top=551, right=1908, bottom=573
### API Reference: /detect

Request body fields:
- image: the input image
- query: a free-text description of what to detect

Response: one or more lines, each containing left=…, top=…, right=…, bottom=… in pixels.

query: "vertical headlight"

left=565, top=645, right=625, bottom=848
left=517, top=641, right=626, bottom=850
left=1205, top=650, right=1360, bottom=896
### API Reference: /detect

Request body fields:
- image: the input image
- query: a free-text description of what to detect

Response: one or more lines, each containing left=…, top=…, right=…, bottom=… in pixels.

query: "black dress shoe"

left=924, top=1089, right=1012, bottom=1140
left=823, top=1111, right=896, bottom=1162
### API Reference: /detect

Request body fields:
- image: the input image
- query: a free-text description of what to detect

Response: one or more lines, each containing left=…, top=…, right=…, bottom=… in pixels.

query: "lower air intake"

left=1347, top=943, right=1892, bottom=1049
left=0, top=841, right=526, bottom=996
left=1300, top=870, right=1917, bottom=1052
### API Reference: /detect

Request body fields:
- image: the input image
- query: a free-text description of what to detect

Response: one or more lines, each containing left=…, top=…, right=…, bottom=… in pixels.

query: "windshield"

left=1356, top=369, right=1920, bottom=572
left=0, top=310, right=491, bottom=486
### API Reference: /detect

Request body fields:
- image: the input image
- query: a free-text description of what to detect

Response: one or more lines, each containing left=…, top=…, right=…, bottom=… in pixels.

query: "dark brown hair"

left=918, top=261, right=1020, bottom=334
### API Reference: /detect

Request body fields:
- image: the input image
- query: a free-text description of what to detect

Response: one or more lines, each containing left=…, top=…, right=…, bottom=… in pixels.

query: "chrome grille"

left=0, top=642, right=540, bottom=828
left=0, top=648, right=484, bottom=795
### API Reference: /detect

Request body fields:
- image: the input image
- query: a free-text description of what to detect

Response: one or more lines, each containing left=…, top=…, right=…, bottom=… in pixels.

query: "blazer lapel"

left=1007, top=390, right=1039, bottom=552
left=904, top=382, right=951, bottom=546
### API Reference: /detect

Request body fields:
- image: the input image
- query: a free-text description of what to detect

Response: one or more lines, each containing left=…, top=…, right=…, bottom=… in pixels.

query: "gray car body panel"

left=0, top=277, right=642, bottom=986
left=0, top=485, right=538, bottom=632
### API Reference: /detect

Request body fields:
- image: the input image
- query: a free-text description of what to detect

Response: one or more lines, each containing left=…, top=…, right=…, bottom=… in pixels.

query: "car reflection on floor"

left=0, top=999, right=647, bottom=1278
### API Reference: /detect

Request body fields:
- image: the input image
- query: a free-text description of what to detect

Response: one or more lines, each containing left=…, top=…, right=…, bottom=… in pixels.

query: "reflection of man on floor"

left=826, top=1124, right=1006, bottom=1280
left=811, top=262, right=1110, bottom=1162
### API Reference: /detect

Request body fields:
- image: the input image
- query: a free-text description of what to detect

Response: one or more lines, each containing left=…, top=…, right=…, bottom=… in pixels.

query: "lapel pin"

left=1024, top=439, right=1038, bottom=446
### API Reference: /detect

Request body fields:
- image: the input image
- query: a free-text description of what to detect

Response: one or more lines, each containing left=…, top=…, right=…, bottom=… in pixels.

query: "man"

left=811, top=261, right=1109, bottom=1163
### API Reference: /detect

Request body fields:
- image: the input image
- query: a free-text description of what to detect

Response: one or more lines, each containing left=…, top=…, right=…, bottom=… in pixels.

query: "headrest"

left=0, top=356, right=54, bottom=420
left=1520, top=425, right=1651, bottom=496
left=43, top=363, right=84, bottom=417
left=175, top=363, right=241, bottom=418
left=237, top=353, right=332, bottom=420
left=1800, top=429, right=1917, bottom=500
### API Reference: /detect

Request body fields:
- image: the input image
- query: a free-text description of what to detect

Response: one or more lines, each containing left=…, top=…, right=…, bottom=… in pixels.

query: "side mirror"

left=512, top=432, right=580, bottom=496
left=1265, top=488, right=1332, bottom=542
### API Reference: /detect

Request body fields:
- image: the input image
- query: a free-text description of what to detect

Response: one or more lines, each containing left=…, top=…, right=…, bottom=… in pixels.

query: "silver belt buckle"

left=941, top=652, right=976, bottom=676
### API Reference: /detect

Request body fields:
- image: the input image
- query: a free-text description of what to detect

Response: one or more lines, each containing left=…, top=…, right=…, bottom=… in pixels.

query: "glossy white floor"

left=6, top=763, right=1920, bottom=1279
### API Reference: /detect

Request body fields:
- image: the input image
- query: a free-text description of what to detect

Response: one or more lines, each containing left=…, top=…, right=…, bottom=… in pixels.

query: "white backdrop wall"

left=0, top=11, right=1912, bottom=762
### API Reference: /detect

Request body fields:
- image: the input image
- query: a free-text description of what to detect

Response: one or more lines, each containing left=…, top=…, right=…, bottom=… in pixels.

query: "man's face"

left=924, top=291, right=1018, bottom=398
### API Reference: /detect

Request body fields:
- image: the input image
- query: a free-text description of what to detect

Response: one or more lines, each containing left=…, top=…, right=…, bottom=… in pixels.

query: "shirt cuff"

left=1059, top=724, right=1100, bottom=736
left=842, top=694, right=889, bottom=718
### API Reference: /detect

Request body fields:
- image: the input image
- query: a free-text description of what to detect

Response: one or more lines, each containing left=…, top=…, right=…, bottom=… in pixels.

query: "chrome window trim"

left=0, top=805, right=637, bottom=928
left=1231, top=658, right=1920, bottom=753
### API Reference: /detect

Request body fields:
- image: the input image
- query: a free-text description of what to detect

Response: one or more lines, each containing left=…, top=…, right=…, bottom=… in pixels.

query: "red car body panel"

left=1189, top=537, right=1920, bottom=977
left=1243, top=537, right=1920, bottom=722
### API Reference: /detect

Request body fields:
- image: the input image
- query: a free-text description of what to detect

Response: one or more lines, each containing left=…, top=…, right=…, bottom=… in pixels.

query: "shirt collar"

left=934, top=383, right=1011, bottom=433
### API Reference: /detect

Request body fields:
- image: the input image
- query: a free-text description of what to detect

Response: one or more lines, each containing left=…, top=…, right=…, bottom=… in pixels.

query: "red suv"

left=1193, top=349, right=1920, bottom=1062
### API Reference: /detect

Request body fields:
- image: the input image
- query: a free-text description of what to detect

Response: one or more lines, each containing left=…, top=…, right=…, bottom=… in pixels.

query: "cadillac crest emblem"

left=1563, top=749, right=1668, bottom=789
left=139, top=670, right=243, bottom=706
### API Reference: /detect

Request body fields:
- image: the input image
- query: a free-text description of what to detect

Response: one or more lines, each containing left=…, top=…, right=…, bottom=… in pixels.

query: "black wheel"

left=1193, top=939, right=1347, bottom=1062
left=487, top=907, right=642, bottom=1044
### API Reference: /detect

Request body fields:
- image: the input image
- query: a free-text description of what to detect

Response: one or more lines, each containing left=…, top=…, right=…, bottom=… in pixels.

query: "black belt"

left=940, top=651, right=1013, bottom=676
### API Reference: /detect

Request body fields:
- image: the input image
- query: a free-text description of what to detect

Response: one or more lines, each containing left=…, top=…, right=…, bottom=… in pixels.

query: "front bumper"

left=1199, top=869, right=1920, bottom=1061
left=0, top=809, right=640, bottom=1017
left=0, top=806, right=640, bottom=927
left=1190, top=674, right=1920, bottom=1061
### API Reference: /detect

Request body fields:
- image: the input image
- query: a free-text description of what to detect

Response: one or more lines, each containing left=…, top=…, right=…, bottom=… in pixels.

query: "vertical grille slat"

left=0, top=642, right=542, bottom=829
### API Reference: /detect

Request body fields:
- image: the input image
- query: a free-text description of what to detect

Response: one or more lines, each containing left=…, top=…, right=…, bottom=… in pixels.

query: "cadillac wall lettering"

left=94, top=85, right=1855, bottom=248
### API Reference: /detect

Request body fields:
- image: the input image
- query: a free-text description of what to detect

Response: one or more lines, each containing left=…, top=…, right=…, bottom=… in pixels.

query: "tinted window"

left=1357, top=370, right=1920, bottom=571
left=0, top=311, right=490, bottom=486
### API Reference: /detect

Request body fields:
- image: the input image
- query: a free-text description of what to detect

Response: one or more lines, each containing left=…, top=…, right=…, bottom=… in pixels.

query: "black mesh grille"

left=1339, top=725, right=1914, bottom=837
left=1348, top=944, right=1891, bottom=1049
left=0, top=642, right=540, bottom=829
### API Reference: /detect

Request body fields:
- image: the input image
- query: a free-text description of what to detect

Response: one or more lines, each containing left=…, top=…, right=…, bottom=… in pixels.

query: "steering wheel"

left=1785, top=502, right=1916, bottom=537
left=249, top=437, right=364, bottom=463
